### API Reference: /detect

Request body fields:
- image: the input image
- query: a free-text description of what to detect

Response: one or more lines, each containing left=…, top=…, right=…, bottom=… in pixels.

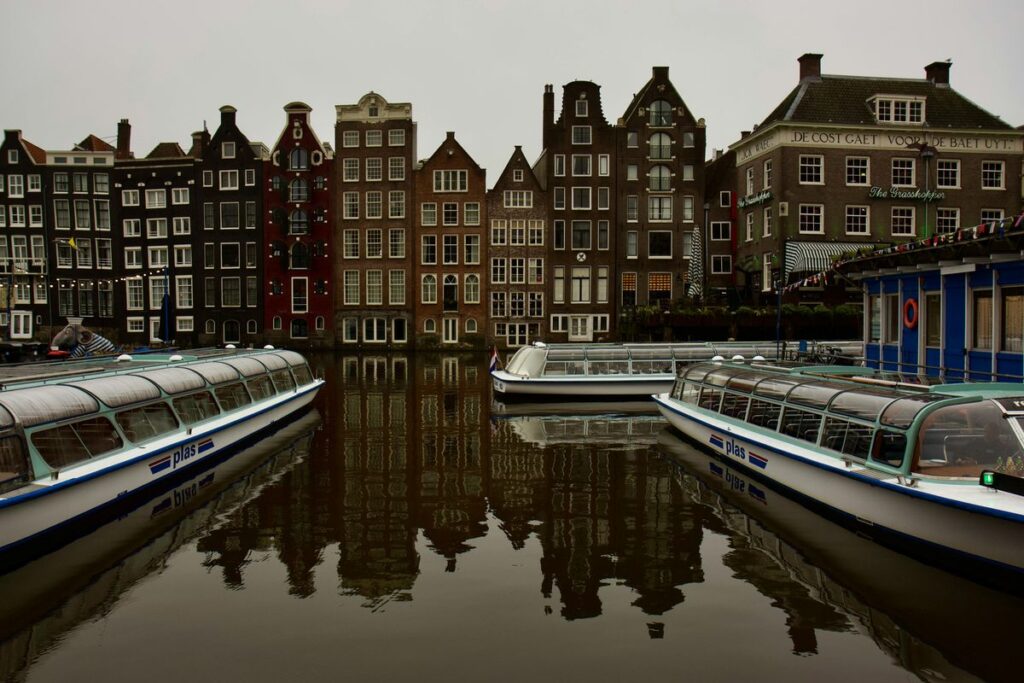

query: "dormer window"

left=575, top=99, right=588, bottom=117
left=222, top=141, right=236, bottom=159
left=872, top=96, right=925, bottom=124
left=369, top=105, right=379, bottom=117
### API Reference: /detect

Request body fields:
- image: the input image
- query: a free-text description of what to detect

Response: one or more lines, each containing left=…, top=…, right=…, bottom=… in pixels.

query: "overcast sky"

left=3, top=0, right=1022, bottom=177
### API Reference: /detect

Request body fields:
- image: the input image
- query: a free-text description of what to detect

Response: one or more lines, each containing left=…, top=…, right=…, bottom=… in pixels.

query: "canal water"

left=1, top=352, right=1021, bottom=682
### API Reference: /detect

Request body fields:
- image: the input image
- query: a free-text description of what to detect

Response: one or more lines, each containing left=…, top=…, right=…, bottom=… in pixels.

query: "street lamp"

left=907, top=141, right=937, bottom=238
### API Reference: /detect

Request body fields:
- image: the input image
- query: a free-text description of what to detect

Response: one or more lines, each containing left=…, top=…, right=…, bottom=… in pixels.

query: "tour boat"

left=653, top=361, right=1024, bottom=578
left=491, top=341, right=861, bottom=400
left=0, top=348, right=322, bottom=555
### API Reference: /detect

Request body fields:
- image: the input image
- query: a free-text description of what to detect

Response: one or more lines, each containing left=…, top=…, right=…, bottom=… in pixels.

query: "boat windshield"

left=914, top=400, right=1024, bottom=477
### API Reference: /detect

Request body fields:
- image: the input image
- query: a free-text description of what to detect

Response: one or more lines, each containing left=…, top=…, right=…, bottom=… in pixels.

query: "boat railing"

left=864, top=358, right=1024, bottom=384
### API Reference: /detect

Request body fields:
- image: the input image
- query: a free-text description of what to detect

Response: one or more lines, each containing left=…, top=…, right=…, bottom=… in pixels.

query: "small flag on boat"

left=198, top=438, right=214, bottom=454
left=748, top=452, right=768, bottom=469
left=489, top=347, right=499, bottom=372
left=148, top=455, right=171, bottom=475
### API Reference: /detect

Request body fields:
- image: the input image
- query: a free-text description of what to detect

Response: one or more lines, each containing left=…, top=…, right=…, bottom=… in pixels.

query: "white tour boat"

left=653, top=361, right=1024, bottom=578
left=0, top=348, right=322, bottom=556
left=491, top=341, right=861, bottom=400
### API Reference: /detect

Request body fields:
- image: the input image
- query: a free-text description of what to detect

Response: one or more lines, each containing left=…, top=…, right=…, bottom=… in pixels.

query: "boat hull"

left=491, top=370, right=674, bottom=400
left=653, top=394, right=1024, bottom=575
left=0, top=382, right=321, bottom=555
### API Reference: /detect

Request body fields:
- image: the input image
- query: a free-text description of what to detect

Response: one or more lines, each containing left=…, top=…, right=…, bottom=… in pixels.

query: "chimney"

left=190, top=131, right=207, bottom=158
left=740, top=130, right=751, bottom=139
left=925, top=60, right=951, bottom=87
left=653, top=66, right=669, bottom=80
left=219, top=105, right=237, bottom=125
left=798, top=53, right=823, bottom=82
left=116, top=118, right=132, bottom=159
left=542, top=84, right=554, bottom=150
left=713, top=149, right=722, bottom=161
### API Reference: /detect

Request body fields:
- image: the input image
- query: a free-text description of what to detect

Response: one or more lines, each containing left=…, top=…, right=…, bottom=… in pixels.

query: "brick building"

left=112, top=121, right=200, bottom=346
left=0, top=130, right=51, bottom=342
left=486, top=146, right=548, bottom=348
left=414, top=132, right=487, bottom=346
left=616, top=66, right=706, bottom=310
left=704, top=149, right=740, bottom=300
left=194, top=106, right=267, bottom=345
left=334, top=93, right=415, bottom=347
left=264, top=102, right=333, bottom=346
left=731, top=54, right=1024, bottom=304
left=538, top=81, right=617, bottom=342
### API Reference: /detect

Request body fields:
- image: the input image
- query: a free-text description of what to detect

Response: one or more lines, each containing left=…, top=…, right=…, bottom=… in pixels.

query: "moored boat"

left=0, top=348, right=322, bottom=556
left=491, top=340, right=860, bottom=400
left=653, top=360, right=1024, bottom=579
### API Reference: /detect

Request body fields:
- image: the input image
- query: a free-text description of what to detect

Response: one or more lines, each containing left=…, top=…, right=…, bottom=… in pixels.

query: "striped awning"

left=784, top=241, right=873, bottom=278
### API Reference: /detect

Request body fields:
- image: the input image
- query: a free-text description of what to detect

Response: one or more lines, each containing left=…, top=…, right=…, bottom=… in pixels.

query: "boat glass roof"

left=0, top=385, right=100, bottom=427
left=0, top=404, right=13, bottom=428
left=70, top=375, right=162, bottom=407
left=132, top=368, right=206, bottom=395
left=724, top=371, right=766, bottom=394
left=221, top=357, right=271, bottom=377
left=828, top=389, right=900, bottom=421
left=274, top=350, right=309, bottom=367
left=752, top=376, right=809, bottom=399
left=880, top=395, right=952, bottom=428
left=256, top=353, right=289, bottom=371
left=187, top=361, right=241, bottom=385
left=787, top=381, right=846, bottom=409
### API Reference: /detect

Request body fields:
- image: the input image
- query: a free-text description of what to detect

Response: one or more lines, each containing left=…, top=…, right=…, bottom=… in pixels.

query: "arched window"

left=648, top=133, right=672, bottom=160
left=421, top=274, right=437, bottom=303
left=288, top=210, right=308, bottom=235
left=223, top=320, right=240, bottom=343
left=649, top=100, right=672, bottom=126
left=649, top=165, right=672, bottom=192
left=273, top=316, right=282, bottom=330
left=466, top=318, right=477, bottom=333
left=205, top=319, right=216, bottom=334
left=315, top=316, right=325, bottom=331
left=443, top=274, right=458, bottom=311
left=246, top=319, right=257, bottom=334
left=424, top=318, right=436, bottom=333
left=288, top=178, right=309, bottom=202
left=465, top=274, right=480, bottom=304
left=289, top=242, right=310, bottom=270
left=288, top=148, right=309, bottom=171
left=291, top=318, right=308, bottom=338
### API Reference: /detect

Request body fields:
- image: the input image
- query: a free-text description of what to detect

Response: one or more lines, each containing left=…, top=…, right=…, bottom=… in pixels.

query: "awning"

left=785, top=241, right=875, bottom=278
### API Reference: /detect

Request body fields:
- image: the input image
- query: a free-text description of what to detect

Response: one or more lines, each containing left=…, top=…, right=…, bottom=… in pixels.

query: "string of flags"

left=782, top=211, right=1024, bottom=293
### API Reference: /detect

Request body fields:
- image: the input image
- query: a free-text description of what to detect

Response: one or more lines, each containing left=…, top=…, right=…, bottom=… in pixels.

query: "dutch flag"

left=489, top=347, right=499, bottom=373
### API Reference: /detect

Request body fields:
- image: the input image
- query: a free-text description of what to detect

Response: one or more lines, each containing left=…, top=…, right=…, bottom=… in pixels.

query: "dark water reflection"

left=3, top=352, right=1022, bottom=682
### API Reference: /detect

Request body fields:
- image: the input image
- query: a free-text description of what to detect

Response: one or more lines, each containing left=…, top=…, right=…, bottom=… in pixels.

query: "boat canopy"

left=255, top=354, right=289, bottom=371
left=132, top=368, right=206, bottom=395
left=275, top=350, right=308, bottom=367
left=0, top=385, right=100, bottom=427
left=221, top=357, right=269, bottom=377
left=70, top=375, right=162, bottom=407
left=187, top=361, right=241, bottom=385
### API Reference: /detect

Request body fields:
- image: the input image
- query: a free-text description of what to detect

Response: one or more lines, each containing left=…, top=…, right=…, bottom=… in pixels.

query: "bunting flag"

left=688, top=225, right=704, bottom=298
left=781, top=212, right=1024, bottom=294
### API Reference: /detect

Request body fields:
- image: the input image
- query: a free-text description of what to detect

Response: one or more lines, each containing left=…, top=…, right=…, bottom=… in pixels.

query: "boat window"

left=821, top=417, right=873, bottom=459
left=747, top=399, right=782, bottom=429
left=270, top=369, right=295, bottom=393
left=547, top=349, right=579, bottom=361
left=628, top=347, right=671, bottom=360
left=779, top=408, right=822, bottom=443
left=543, top=361, right=585, bottom=376
left=788, top=382, right=843, bottom=409
left=0, top=385, right=99, bottom=427
left=725, top=372, right=762, bottom=394
left=829, top=390, right=897, bottom=422
left=880, top=395, right=949, bottom=429
left=682, top=364, right=715, bottom=383
left=704, top=369, right=741, bottom=388
left=215, top=383, right=252, bottom=411
left=719, top=392, right=749, bottom=419
left=173, top=391, right=220, bottom=426
left=589, top=360, right=630, bottom=375
left=0, top=405, right=12, bottom=429
left=32, top=416, right=123, bottom=469
left=913, top=401, right=1024, bottom=477
left=698, top=387, right=722, bottom=412
left=871, top=431, right=907, bottom=468
left=753, top=377, right=803, bottom=400
left=247, top=375, right=275, bottom=401
left=116, top=403, right=179, bottom=444
left=70, top=375, right=162, bottom=408
left=0, top=436, right=31, bottom=494
left=292, top=364, right=314, bottom=386
left=633, top=360, right=673, bottom=374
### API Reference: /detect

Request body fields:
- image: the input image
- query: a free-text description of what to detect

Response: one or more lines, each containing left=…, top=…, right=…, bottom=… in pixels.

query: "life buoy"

left=903, top=298, right=918, bottom=329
